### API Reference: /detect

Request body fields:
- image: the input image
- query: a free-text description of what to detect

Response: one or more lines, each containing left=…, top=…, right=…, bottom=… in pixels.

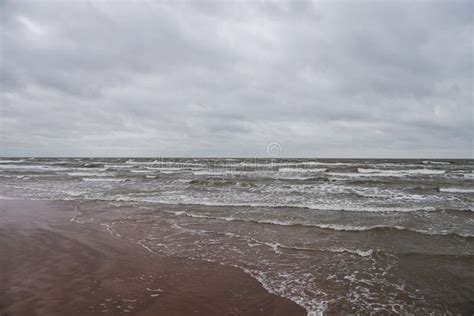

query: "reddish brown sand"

left=0, top=200, right=305, bottom=316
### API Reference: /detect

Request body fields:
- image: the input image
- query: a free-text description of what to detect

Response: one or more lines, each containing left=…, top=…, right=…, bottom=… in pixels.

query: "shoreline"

left=0, top=199, right=305, bottom=315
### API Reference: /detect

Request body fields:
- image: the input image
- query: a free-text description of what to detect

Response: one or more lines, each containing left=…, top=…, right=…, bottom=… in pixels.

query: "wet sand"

left=0, top=200, right=304, bottom=316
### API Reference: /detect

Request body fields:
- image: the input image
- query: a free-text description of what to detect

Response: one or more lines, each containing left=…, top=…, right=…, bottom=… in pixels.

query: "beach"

left=3, top=0, right=472, bottom=313
left=0, top=199, right=304, bottom=315
left=0, top=158, right=473, bottom=314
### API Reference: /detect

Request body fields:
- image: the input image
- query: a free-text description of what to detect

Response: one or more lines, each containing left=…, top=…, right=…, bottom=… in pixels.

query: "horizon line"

left=1, top=156, right=472, bottom=160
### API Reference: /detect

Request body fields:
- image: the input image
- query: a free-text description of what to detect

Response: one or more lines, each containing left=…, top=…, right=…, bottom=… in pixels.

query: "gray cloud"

left=0, top=0, right=472, bottom=157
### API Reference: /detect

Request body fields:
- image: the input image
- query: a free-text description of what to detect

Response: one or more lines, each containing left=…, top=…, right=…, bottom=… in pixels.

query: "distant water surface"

left=1, top=157, right=473, bottom=314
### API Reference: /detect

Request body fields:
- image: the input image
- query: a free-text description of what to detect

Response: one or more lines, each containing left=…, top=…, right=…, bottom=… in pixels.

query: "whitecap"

left=440, top=187, right=474, bottom=193
left=422, top=160, right=451, bottom=165
left=82, top=177, right=128, bottom=182
left=279, top=168, right=327, bottom=173
left=0, top=159, right=25, bottom=163
left=357, top=168, right=445, bottom=175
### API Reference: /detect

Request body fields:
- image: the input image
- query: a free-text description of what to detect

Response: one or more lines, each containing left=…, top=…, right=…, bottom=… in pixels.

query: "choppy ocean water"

left=1, top=157, right=473, bottom=314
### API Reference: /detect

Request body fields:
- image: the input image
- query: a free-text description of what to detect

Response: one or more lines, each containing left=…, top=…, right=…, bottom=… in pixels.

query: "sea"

left=0, top=157, right=473, bottom=314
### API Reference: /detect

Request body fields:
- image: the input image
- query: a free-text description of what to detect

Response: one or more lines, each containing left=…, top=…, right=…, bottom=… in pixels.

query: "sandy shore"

left=0, top=200, right=305, bottom=316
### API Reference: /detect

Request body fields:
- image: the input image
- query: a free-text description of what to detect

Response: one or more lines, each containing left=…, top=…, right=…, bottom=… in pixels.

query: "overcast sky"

left=0, top=0, right=472, bottom=158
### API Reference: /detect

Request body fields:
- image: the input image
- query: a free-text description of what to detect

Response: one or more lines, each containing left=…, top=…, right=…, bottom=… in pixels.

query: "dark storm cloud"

left=0, top=0, right=472, bottom=157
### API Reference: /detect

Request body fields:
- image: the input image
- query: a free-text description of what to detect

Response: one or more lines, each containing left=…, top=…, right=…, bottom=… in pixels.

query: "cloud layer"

left=1, top=0, right=472, bottom=157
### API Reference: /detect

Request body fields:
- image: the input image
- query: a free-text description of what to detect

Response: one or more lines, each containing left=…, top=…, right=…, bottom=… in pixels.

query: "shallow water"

left=1, top=157, right=473, bottom=314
